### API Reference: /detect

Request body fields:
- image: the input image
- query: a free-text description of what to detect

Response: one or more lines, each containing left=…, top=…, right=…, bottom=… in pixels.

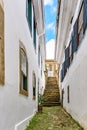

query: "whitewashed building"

left=55, top=0, right=87, bottom=129
left=0, top=0, right=46, bottom=130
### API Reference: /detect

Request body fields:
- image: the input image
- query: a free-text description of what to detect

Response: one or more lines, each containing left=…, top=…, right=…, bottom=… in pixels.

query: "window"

left=65, top=47, right=69, bottom=71
left=78, top=3, right=84, bottom=45
left=61, top=0, right=87, bottom=82
left=83, top=0, right=87, bottom=34
left=38, top=45, right=40, bottom=66
left=67, top=86, right=70, bottom=103
left=26, top=0, right=32, bottom=33
left=26, top=0, right=37, bottom=50
left=32, top=72, right=36, bottom=100
left=33, top=15, right=36, bottom=50
left=0, top=5, right=4, bottom=85
left=69, top=41, right=73, bottom=64
left=19, top=46, right=28, bottom=96
left=41, top=58, right=43, bottom=76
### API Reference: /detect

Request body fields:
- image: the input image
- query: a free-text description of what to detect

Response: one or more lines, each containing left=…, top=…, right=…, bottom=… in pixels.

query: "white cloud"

left=44, top=0, right=53, bottom=6
left=52, top=7, right=57, bottom=13
left=46, top=23, right=55, bottom=32
left=46, top=39, right=55, bottom=59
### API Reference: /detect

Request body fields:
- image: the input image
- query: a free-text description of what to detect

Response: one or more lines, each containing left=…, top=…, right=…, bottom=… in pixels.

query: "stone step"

left=44, top=99, right=60, bottom=102
left=44, top=93, right=60, bottom=96
left=45, top=87, right=59, bottom=89
left=47, top=80, right=57, bottom=83
left=43, top=94, right=59, bottom=98
left=42, top=102, right=61, bottom=107
left=44, top=90, right=59, bottom=93
left=46, top=82, right=58, bottom=85
left=43, top=77, right=60, bottom=107
left=45, top=97, right=60, bottom=102
left=44, top=94, right=60, bottom=98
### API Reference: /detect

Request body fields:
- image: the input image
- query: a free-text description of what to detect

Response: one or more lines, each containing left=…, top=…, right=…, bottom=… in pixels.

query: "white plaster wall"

left=38, top=58, right=45, bottom=95
left=58, top=0, right=87, bottom=129
left=62, top=31, right=87, bottom=129
left=0, top=0, right=42, bottom=130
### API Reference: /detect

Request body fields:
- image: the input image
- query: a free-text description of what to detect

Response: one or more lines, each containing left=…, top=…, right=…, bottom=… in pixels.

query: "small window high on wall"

left=19, top=46, right=28, bottom=96
left=32, top=72, right=36, bottom=100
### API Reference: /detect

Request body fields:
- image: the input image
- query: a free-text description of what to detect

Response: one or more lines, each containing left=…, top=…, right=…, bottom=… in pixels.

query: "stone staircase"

left=42, top=77, right=60, bottom=107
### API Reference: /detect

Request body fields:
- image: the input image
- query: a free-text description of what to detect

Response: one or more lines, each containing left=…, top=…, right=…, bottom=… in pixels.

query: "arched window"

left=32, top=72, right=36, bottom=100
left=19, top=44, right=28, bottom=96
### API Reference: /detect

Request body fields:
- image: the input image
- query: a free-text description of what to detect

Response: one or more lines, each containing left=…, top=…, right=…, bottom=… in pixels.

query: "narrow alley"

left=1, top=0, right=87, bottom=129
left=25, top=106, right=83, bottom=130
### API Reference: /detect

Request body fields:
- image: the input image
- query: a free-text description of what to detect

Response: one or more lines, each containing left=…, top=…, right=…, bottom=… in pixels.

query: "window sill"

left=19, top=88, right=28, bottom=96
left=33, top=96, right=36, bottom=100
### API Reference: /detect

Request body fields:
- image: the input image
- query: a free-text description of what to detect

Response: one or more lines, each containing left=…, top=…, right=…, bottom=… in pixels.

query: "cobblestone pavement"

left=25, top=106, right=83, bottom=130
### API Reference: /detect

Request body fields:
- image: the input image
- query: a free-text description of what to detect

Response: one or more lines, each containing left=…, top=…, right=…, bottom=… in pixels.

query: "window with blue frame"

left=67, top=86, right=70, bottom=103
left=38, top=45, right=40, bottom=66
left=61, top=0, right=87, bottom=82
left=33, top=15, right=36, bottom=50
left=32, top=72, right=36, bottom=100
left=26, top=0, right=37, bottom=51
left=83, top=0, right=87, bottom=34
left=26, top=0, right=32, bottom=33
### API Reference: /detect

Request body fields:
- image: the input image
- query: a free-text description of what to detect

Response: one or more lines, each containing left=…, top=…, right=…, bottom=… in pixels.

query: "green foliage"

left=38, top=94, right=47, bottom=104
left=25, top=107, right=83, bottom=130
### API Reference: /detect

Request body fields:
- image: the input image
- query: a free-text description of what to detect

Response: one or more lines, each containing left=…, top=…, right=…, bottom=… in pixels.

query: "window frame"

left=67, top=86, right=70, bottom=103
left=32, top=71, right=36, bottom=100
left=78, top=2, right=84, bottom=46
left=19, top=43, right=28, bottom=96
left=26, top=0, right=32, bottom=34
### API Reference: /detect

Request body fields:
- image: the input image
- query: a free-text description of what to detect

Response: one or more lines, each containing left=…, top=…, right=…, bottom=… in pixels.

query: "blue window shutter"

left=34, top=20, right=36, bottom=49
left=72, top=20, right=78, bottom=54
left=26, top=0, right=28, bottom=19
left=61, top=69, right=63, bottom=82
left=72, top=34, right=74, bottom=55
left=65, top=47, right=69, bottom=60
left=27, top=0, right=32, bottom=32
left=62, top=63, right=64, bottom=79
left=83, top=0, right=87, bottom=34
left=38, top=46, right=40, bottom=65
left=29, top=0, right=32, bottom=31
left=65, top=47, right=69, bottom=68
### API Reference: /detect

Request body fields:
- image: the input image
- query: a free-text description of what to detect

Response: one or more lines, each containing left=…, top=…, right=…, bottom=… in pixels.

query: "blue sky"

left=44, top=0, right=57, bottom=43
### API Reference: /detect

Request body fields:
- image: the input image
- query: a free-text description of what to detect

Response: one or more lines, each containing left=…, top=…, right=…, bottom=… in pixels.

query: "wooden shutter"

left=83, top=0, right=87, bottom=34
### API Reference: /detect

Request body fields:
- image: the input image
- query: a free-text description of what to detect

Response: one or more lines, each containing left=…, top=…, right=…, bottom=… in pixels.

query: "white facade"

left=0, top=0, right=46, bottom=130
left=55, top=0, right=87, bottom=129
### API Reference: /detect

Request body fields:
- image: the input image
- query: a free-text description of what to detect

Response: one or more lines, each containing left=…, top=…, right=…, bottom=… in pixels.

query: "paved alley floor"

left=25, top=106, right=83, bottom=130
